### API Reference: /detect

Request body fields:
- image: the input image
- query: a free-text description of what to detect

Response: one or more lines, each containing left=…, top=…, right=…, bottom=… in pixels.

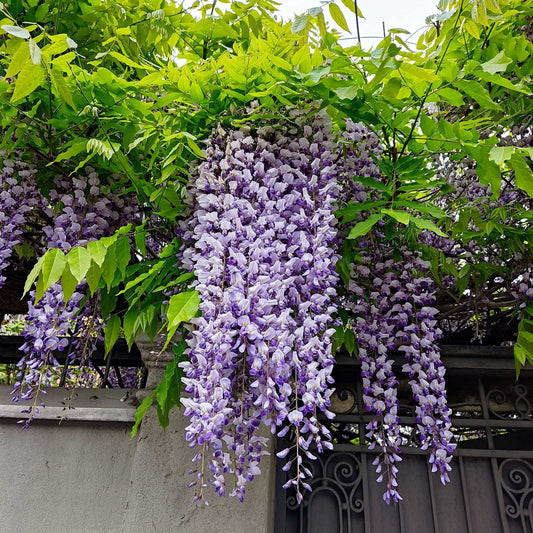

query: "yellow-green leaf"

left=67, top=246, right=92, bottom=283
left=109, top=51, right=153, bottom=70
left=489, top=146, right=515, bottom=166
left=23, top=254, right=45, bottom=296
left=411, top=217, right=447, bottom=237
left=329, top=3, right=350, bottom=32
left=463, top=19, right=480, bottom=39
left=382, top=208, right=410, bottom=225
left=400, top=63, right=438, bottom=83
left=51, top=68, right=75, bottom=109
left=41, top=249, right=67, bottom=293
left=61, top=266, right=78, bottom=303
left=11, top=62, right=44, bottom=103
left=87, top=240, right=107, bottom=267
left=6, top=40, right=30, bottom=78
left=481, top=50, right=512, bottom=75
left=340, top=0, right=364, bottom=17
left=471, top=0, right=488, bottom=25
left=167, top=291, right=200, bottom=329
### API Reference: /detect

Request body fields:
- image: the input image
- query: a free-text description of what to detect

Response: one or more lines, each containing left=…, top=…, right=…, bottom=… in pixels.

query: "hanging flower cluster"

left=349, top=241, right=455, bottom=502
left=0, top=157, right=45, bottom=287
left=180, top=113, right=342, bottom=503
left=5, top=166, right=138, bottom=420
left=334, top=122, right=456, bottom=502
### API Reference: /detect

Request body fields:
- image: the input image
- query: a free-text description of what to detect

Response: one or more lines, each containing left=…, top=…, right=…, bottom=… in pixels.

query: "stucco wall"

left=0, top=385, right=276, bottom=533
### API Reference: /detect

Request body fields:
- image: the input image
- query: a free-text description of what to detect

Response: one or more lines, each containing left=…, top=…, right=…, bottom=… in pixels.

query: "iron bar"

left=426, top=461, right=440, bottom=533
left=113, top=365, right=125, bottom=389
left=101, top=350, right=113, bottom=389
left=458, top=457, right=473, bottom=533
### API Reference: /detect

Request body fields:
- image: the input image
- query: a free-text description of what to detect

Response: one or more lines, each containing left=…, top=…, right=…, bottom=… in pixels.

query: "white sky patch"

left=273, top=0, right=440, bottom=47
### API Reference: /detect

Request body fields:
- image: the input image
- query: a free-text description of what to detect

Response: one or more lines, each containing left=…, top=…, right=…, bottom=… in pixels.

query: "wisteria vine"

left=179, top=113, right=342, bottom=502
left=1, top=112, right=532, bottom=503
left=0, top=161, right=139, bottom=423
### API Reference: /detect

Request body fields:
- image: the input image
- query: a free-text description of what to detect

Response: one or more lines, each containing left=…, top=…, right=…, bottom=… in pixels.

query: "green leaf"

left=101, top=242, right=117, bottom=290
left=6, top=40, right=30, bottom=77
left=344, top=327, right=355, bottom=355
left=509, top=154, right=533, bottom=198
left=135, top=231, right=147, bottom=257
left=41, top=249, right=67, bottom=294
left=454, top=79, right=501, bottom=110
left=481, top=50, right=512, bottom=75
left=401, top=63, right=438, bottom=83
left=23, top=254, right=45, bottom=296
left=394, top=200, right=447, bottom=219
left=520, top=331, right=533, bottom=344
left=269, top=54, right=292, bottom=72
left=515, top=344, right=528, bottom=378
left=130, top=392, right=155, bottom=438
left=411, top=217, right=447, bottom=237
left=109, top=51, right=152, bottom=70
left=11, top=62, right=44, bottom=103
left=51, top=69, right=74, bottom=109
left=382, top=208, right=410, bottom=225
left=115, top=236, right=131, bottom=278
left=61, top=266, right=78, bottom=303
left=85, top=261, right=102, bottom=295
left=436, top=88, right=464, bottom=107
left=347, top=213, right=384, bottom=239
left=489, top=146, right=515, bottom=166
left=87, top=240, right=108, bottom=267
left=156, top=354, right=184, bottom=430
left=28, top=38, right=41, bottom=64
left=382, top=77, right=402, bottom=99
left=291, top=14, right=309, bottom=33
left=123, top=307, right=139, bottom=350
left=104, top=314, right=121, bottom=356
left=99, top=288, right=117, bottom=318
left=1, top=25, right=31, bottom=39
left=53, top=140, right=87, bottom=163
left=167, top=291, right=200, bottom=329
left=67, top=246, right=92, bottom=283
left=334, top=86, right=358, bottom=100
left=474, top=151, right=501, bottom=194
left=329, top=3, right=350, bottom=32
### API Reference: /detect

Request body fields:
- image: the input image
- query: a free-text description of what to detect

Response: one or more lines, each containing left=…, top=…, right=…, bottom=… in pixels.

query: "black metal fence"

left=0, top=334, right=146, bottom=389
left=275, top=346, right=533, bottom=533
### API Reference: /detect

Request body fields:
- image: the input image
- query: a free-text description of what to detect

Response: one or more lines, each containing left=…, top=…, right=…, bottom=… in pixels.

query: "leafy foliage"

left=1, top=0, right=533, bottom=503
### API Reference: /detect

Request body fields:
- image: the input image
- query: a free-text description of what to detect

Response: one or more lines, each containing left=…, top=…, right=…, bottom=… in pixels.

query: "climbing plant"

left=0, top=0, right=532, bottom=503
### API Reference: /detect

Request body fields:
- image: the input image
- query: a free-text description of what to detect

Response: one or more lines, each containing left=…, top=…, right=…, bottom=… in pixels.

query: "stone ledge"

left=0, top=385, right=137, bottom=423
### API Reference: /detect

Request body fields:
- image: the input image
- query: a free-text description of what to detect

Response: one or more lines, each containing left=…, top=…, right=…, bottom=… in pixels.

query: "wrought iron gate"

left=275, top=346, right=533, bottom=533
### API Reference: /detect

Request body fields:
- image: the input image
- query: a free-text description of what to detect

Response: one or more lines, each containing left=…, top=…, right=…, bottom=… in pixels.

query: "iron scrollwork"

left=283, top=452, right=365, bottom=533
left=487, top=384, right=533, bottom=420
left=499, top=459, right=533, bottom=533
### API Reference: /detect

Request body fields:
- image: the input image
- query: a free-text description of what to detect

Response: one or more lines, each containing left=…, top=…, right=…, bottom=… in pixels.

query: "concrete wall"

left=0, top=385, right=276, bottom=533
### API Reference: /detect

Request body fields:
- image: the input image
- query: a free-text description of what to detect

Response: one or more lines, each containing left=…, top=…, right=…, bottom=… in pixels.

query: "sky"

left=275, top=0, right=441, bottom=47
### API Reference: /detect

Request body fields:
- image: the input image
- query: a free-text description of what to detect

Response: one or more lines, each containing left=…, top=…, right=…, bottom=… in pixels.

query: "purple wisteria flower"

left=0, top=157, right=45, bottom=287
left=12, top=169, right=138, bottom=421
left=180, top=112, right=341, bottom=503
left=348, top=242, right=456, bottom=500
